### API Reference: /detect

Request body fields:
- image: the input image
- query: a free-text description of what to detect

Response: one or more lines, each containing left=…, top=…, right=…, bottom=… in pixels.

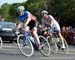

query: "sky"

left=0, top=0, right=27, bottom=7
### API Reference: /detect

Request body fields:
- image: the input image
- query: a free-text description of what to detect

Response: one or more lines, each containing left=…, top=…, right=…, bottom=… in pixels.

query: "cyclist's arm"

left=49, top=15, right=54, bottom=27
left=41, top=19, right=48, bottom=30
left=24, top=14, right=31, bottom=26
left=16, top=21, right=21, bottom=30
left=41, top=19, right=45, bottom=29
left=50, top=19, right=53, bottom=27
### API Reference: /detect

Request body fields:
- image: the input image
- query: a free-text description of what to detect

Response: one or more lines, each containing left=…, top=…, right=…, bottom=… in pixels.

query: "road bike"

left=47, top=31, right=69, bottom=53
left=17, top=29, right=51, bottom=57
left=38, top=26, right=69, bottom=54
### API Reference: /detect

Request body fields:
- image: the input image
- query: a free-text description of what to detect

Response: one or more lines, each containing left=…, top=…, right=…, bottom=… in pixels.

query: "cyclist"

left=16, top=6, right=41, bottom=49
left=41, top=10, right=65, bottom=49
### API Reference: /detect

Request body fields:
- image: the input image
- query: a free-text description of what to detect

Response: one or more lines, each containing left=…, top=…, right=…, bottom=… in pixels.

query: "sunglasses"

left=42, top=14, right=47, bottom=16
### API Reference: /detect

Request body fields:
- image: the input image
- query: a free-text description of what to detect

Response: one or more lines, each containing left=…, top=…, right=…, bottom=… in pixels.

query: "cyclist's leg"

left=28, top=20, right=41, bottom=49
left=55, top=29, right=65, bottom=48
left=33, top=28, right=40, bottom=44
left=57, top=32, right=65, bottom=46
left=31, top=28, right=41, bottom=46
left=23, top=26, right=29, bottom=46
left=52, top=25, right=65, bottom=48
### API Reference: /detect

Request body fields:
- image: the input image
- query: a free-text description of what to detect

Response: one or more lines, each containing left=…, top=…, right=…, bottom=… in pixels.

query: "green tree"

left=26, top=0, right=48, bottom=23
left=9, top=3, right=18, bottom=22
left=48, top=0, right=75, bottom=27
left=0, top=0, right=75, bottom=27
left=1, top=3, right=10, bottom=21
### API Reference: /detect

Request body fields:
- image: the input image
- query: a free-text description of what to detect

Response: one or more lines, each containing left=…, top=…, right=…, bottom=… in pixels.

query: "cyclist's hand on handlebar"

left=15, top=28, right=21, bottom=35
left=42, top=27, right=48, bottom=31
left=47, top=27, right=51, bottom=30
left=15, top=30, right=20, bottom=35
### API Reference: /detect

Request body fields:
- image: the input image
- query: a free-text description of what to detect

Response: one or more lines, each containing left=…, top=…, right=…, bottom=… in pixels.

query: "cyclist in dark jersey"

left=16, top=6, right=41, bottom=48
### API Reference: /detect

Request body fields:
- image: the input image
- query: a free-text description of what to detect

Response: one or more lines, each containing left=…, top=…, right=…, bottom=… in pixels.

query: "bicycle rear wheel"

left=62, top=38, right=69, bottom=53
left=17, top=34, right=34, bottom=57
left=39, top=35, right=51, bottom=56
left=57, top=37, right=69, bottom=53
left=0, top=37, right=3, bottom=48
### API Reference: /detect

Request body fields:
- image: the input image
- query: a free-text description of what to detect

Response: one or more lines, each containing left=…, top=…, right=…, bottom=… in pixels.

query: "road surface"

left=0, top=43, right=75, bottom=60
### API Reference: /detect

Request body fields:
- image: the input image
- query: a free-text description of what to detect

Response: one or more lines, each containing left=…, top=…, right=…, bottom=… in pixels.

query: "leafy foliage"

left=0, top=0, right=75, bottom=27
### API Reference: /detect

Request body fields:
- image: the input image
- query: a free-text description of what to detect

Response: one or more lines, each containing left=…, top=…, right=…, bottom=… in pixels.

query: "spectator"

left=0, top=15, right=4, bottom=22
left=61, top=26, right=66, bottom=38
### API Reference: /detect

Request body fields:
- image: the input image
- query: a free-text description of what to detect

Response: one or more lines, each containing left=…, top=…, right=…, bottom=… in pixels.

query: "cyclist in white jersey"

left=41, top=10, right=65, bottom=49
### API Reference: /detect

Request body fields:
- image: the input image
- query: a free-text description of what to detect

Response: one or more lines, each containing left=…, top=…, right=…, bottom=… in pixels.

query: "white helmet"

left=17, top=6, right=25, bottom=12
left=41, top=10, right=48, bottom=14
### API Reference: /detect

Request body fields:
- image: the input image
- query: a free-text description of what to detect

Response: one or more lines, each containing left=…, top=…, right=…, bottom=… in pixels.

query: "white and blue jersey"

left=42, top=15, right=61, bottom=33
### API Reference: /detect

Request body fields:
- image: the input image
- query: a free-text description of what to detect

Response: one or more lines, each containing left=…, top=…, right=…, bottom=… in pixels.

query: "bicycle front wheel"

left=47, top=36, right=58, bottom=54
left=39, top=35, right=51, bottom=56
left=0, top=37, right=3, bottom=48
left=17, top=34, right=34, bottom=57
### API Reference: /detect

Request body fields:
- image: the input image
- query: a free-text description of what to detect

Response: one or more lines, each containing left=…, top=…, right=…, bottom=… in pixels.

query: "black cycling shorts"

left=27, top=20, right=37, bottom=30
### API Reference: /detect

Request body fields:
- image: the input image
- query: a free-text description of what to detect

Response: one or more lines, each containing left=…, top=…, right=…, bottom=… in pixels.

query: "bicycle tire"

left=47, top=36, right=58, bottom=54
left=57, top=37, right=69, bottom=53
left=17, top=34, right=34, bottom=57
left=0, top=37, right=3, bottom=48
left=39, top=35, right=51, bottom=56
left=62, top=38, right=69, bottom=53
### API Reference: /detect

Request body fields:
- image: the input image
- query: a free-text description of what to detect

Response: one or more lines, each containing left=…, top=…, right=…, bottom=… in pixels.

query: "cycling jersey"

left=18, top=11, right=36, bottom=22
left=18, top=11, right=37, bottom=30
left=42, top=15, right=61, bottom=33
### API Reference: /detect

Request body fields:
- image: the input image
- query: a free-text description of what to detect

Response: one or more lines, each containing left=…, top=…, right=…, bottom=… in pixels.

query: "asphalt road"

left=0, top=43, right=75, bottom=60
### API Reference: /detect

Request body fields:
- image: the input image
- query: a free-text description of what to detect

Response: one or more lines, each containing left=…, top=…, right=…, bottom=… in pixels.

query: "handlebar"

left=42, top=27, right=51, bottom=32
